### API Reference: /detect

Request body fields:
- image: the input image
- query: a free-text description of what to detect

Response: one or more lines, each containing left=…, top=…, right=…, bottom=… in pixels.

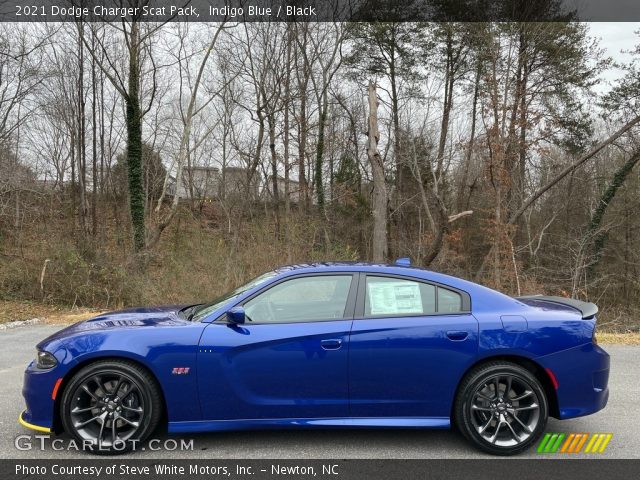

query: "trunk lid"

left=516, top=295, right=598, bottom=319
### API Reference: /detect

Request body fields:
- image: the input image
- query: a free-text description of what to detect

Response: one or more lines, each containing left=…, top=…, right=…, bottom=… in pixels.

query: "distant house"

left=220, top=166, right=259, bottom=200
left=34, top=179, right=56, bottom=191
left=171, top=165, right=259, bottom=201
left=264, top=175, right=301, bottom=203
left=34, top=178, right=74, bottom=192
left=176, top=166, right=220, bottom=199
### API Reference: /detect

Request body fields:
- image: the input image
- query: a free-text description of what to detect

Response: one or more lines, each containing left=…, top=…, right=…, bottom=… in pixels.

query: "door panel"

left=349, top=315, right=478, bottom=417
left=197, top=274, right=356, bottom=421
left=349, top=273, right=478, bottom=418
left=198, top=321, right=352, bottom=420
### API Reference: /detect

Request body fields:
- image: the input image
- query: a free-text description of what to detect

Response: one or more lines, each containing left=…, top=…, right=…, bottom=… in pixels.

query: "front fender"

left=22, top=323, right=206, bottom=433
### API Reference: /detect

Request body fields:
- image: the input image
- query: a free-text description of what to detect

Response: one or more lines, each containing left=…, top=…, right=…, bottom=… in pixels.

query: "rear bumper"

left=536, top=343, right=610, bottom=419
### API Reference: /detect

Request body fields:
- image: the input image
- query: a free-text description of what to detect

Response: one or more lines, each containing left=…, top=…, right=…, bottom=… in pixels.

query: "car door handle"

left=446, top=331, right=469, bottom=341
left=321, top=339, right=343, bottom=350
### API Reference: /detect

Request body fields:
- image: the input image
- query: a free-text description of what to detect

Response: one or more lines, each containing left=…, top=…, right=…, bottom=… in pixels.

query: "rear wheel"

left=60, top=360, right=162, bottom=454
left=454, top=362, right=548, bottom=455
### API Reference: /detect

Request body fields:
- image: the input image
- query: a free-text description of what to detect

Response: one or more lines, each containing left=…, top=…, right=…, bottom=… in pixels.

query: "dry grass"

left=597, top=332, right=640, bottom=345
left=0, top=300, right=102, bottom=324
left=0, top=300, right=53, bottom=322
left=45, top=309, right=104, bottom=325
left=0, top=205, right=359, bottom=311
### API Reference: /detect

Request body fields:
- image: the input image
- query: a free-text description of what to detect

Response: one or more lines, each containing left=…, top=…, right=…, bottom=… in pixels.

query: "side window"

left=437, top=287, right=463, bottom=313
left=365, top=276, right=436, bottom=316
left=244, top=275, right=353, bottom=323
left=364, top=276, right=465, bottom=316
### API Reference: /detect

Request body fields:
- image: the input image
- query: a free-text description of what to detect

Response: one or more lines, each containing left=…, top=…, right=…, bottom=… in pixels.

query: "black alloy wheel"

left=60, top=360, right=162, bottom=454
left=454, top=362, right=549, bottom=455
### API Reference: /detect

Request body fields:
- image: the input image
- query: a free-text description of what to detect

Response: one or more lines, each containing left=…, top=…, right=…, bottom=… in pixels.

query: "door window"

left=244, top=275, right=353, bottom=323
left=365, top=276, right=463, bottom=316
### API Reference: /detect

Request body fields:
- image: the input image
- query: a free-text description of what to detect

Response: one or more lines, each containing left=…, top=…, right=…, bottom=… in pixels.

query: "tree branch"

left=509, top=114, right=640, bottom=225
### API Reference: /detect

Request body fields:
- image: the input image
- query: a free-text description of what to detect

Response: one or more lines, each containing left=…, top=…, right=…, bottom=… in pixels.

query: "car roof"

left=273, top=261, right=429, bottom=276
left=275, top=261, right=414, bottom=271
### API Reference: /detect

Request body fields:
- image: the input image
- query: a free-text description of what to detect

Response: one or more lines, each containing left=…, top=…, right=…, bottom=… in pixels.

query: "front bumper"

left=20, top=361, right=61, bottom=433
left=19, top=410, right=51, bottom=433
left=536, top=342, right=610, bottom=419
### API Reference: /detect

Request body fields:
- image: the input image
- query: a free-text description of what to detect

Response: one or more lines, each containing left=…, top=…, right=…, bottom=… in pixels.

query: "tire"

left=454, top=361, right=548, bottom=456
left=60, top=359, right=163, bottom=455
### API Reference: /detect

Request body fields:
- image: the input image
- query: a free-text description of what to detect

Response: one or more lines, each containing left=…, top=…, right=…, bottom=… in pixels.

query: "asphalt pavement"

left=1, top=325, right=638, bottom=459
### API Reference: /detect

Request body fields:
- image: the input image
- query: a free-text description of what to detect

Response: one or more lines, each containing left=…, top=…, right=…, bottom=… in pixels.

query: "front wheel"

left=60, top=359, right=162, bottom=455
left=454, top=362, right=548, bottom=456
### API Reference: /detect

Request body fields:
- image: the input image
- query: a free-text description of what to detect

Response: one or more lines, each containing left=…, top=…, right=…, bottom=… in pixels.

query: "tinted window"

left=244, top=275, right=353, bottom=323
left=437, top=287, right=463, bottom=313
left=364, top=276, right=465, bottom=316
left=365, top=276, right=436, bottom=316
left=191, top=270, right=278, bottom=322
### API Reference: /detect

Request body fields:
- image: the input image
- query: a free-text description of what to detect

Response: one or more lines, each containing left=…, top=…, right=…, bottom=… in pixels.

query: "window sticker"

left=368, top=281, right=423, bottom=315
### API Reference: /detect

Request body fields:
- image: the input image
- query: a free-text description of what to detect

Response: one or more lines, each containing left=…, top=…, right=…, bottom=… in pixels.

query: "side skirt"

left=169, top=417, right=450, bottom=434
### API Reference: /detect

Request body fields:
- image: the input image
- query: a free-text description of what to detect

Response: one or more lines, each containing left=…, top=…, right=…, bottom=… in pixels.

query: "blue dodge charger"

left=20, top=260, right=609, bottom=455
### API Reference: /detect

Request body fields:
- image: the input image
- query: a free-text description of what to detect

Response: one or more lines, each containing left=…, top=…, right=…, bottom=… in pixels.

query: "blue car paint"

left=197, top=320, right=353, bottom=421
left=348, top=313, right=478, bottom=418
left=21, top=262, right=609, bottom=435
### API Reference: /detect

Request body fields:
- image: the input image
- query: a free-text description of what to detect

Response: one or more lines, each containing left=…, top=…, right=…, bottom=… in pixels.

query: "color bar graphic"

left=537, top=433, right=613, bottom=454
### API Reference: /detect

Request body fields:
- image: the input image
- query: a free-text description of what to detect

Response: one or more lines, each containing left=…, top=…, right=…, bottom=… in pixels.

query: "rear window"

left=438, top=287, right=462, bottom=312
left=365, top=276, right=464, bottom=316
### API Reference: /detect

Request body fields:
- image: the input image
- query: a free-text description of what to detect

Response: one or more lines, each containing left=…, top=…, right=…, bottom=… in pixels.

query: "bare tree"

left=150, top=22, right=227, bottom=248
left=367, top=81, right=387, bottom=261
left=79, top=6, right=164, bottom=251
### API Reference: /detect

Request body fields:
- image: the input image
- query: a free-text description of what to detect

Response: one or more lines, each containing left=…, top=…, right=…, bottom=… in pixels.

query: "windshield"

left=190, top=270, right=278, bottom=322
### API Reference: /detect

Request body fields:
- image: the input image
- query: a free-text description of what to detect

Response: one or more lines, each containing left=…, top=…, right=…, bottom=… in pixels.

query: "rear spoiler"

left=516, top=295, right=598, bottom=319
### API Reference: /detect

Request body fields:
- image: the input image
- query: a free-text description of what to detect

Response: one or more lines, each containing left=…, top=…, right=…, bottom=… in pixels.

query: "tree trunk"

left=91, top=35, right=98, bottom=239
left=298, top=76, right=309, bottom=212
left=367, top=81, right=388, bottom=262
left=283, top=25, right=292, bottom=218
left=457, top=60, right=480, bottom=212
left=436, top=30, right=455, bottom=179
left=389, top=38, right=402, bottom=192
left=77, top=23, right=88, bottom=239
left=126, top=21, right=145, bottom=251
left=268, top=112, right=280, bottom=237
left=314, top=91, right=328, bottom=210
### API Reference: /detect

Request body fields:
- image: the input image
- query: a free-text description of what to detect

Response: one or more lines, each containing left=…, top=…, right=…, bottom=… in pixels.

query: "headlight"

left=36, top=351, right=57, bottom=369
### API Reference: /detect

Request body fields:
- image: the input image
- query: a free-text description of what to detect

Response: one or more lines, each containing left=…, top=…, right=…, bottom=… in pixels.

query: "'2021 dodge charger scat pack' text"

left=20, top=260, right=609, bottom=455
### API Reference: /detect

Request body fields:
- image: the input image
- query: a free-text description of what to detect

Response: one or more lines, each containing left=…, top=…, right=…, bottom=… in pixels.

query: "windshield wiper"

left=180, top=304, right=201, bottom=321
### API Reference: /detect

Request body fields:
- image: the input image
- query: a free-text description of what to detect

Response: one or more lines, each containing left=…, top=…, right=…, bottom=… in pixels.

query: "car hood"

left=37, top=304, right=190, bottom=349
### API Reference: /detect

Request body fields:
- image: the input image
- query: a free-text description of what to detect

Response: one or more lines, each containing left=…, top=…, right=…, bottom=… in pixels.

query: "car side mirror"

left=226, top=306, right=246, bottom=324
